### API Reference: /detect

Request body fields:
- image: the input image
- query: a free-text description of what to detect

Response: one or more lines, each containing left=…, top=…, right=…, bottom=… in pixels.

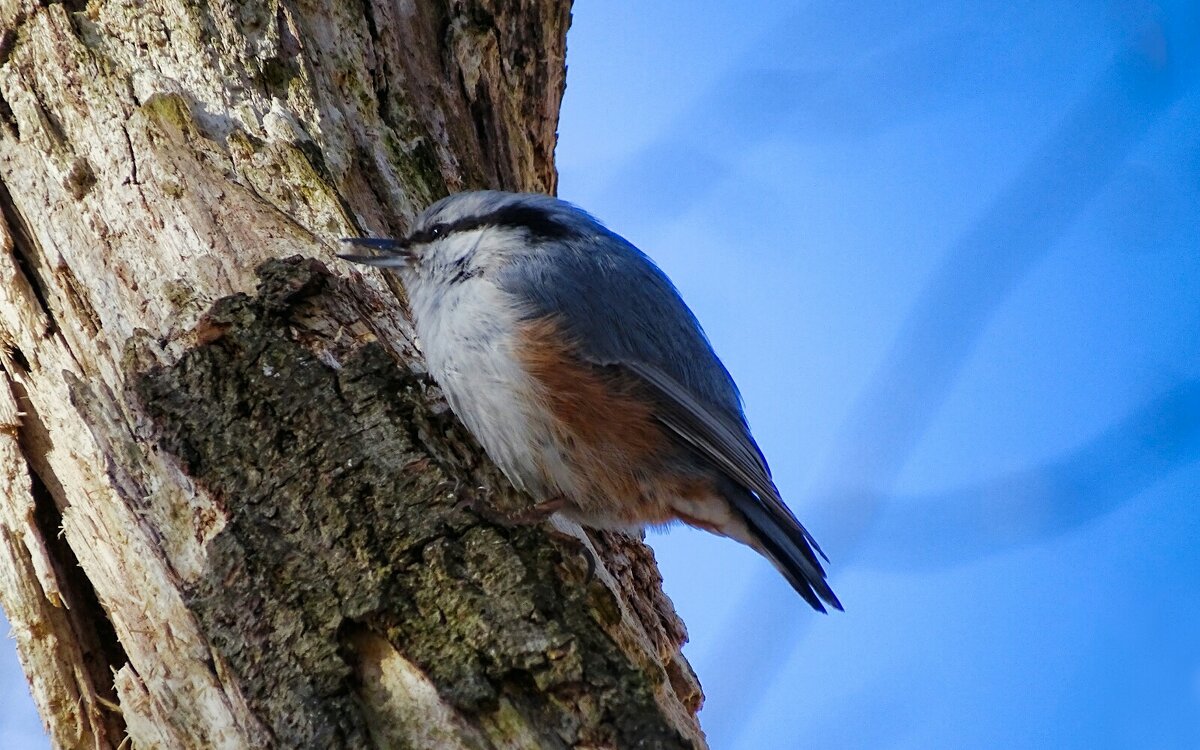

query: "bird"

left=339, top=190, right=841, bottom=612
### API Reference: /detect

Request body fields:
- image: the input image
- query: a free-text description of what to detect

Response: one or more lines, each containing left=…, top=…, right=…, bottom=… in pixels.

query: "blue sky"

left=4, top=2, right=1200, bottom=747
left=556, top=1, right=1200, bottom=748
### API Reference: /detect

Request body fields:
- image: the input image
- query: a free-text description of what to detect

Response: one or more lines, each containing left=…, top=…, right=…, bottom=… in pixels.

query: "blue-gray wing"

left=498, top=221, right=748, bottom=423
left=497, top=219, right=839, bottom=611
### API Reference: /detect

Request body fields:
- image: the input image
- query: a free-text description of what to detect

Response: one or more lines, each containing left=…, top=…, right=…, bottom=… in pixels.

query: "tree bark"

left=0, top=0, right=706, bottom=747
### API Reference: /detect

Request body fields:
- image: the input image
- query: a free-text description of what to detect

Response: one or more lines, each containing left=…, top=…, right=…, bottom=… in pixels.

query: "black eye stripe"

left=411, top=204, right=572, bottom=244
left=407, top=223, right=445, bottom=244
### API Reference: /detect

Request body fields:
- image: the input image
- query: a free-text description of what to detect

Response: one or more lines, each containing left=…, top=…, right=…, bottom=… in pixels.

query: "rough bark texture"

left=0, top=0, right=707, bottom=747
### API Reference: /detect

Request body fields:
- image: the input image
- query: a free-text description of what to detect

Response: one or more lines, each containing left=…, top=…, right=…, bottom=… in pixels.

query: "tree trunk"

left=0, top=1, right=706, bottom=747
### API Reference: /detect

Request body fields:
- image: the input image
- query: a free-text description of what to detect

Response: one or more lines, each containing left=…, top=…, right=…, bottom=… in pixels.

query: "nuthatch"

left=340, top=191, right=841, bottom=612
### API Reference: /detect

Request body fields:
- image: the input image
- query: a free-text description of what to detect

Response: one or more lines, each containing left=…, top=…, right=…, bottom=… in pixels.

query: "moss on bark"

left=133, top=257, right=699, bottom=749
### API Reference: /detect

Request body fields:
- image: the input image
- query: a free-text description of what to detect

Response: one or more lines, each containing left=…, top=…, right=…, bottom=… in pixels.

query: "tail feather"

left=725, top=483, right=842, bottom=613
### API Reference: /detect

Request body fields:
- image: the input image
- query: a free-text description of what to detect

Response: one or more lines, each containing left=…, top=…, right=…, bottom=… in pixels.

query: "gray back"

left=494, top=201, right=748, bottom=429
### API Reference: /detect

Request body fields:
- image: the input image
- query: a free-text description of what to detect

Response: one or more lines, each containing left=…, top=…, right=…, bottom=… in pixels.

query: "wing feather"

left=624, top=362, right=820, bottom=554
left=624, top=361, right=841, bottom=611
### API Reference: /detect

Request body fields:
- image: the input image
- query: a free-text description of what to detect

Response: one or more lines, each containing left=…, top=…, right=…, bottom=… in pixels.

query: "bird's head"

left=339, top=191, right=591, bottom=294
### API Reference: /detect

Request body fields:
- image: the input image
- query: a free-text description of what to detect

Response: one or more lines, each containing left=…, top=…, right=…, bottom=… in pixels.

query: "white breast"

left=409, top=276, right=575, bottom=500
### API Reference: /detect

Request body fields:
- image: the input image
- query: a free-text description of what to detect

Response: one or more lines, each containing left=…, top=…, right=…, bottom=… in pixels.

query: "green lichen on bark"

left=132, top=257, right=698, bottom=749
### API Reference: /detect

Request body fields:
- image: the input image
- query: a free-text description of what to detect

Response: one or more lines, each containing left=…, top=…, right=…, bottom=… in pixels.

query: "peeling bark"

left=0, top=0, right=707, bottom=747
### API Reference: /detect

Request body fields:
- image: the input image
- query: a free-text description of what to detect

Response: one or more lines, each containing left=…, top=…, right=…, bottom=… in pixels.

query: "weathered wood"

left=0, top=0, right=706, bottom=746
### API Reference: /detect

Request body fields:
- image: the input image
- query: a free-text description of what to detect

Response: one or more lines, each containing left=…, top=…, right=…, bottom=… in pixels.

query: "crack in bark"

left=5, top=345, right=29, bottom=374
left=357, top=0, right=389, bottom=123
left=10, top=378, right=129, bottom=744
left=0, top=87, right=17, bottom=138
left=56, top=262, right=103, bottom=339
left=0, top=179, right=56, bottom=335
left=120, top=124, right=139, bottom=185
left=0, top=27, right=16, bottom=66
left=47, top=0, right=88, bottom=14
left=27, top=471, right=130, bottom=731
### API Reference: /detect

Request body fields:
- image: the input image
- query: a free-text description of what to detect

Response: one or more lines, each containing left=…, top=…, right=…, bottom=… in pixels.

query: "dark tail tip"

left=731, top=491, right=842, bottom=613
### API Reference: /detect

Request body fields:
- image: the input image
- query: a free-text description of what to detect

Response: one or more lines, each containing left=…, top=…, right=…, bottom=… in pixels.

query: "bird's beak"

left=337, top=237, right=414, bottom=267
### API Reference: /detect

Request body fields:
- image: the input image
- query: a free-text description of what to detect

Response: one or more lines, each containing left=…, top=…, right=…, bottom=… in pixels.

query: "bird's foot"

left=456, top=488, right=566, bottom=527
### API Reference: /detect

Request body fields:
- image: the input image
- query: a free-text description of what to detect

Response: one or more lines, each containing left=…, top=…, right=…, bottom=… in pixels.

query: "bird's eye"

left=428, top=223, right=448, bottom=239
